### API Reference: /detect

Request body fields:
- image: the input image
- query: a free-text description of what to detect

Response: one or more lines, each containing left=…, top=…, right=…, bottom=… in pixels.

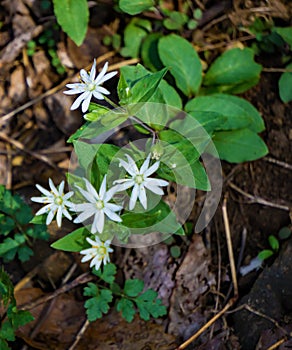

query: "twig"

left=68, top=319, right=90, bottom=350
left=229, top=182, right=290, bottom=211
left=176, top=197, right=239, bottom=349
left=263, top=156, right=292, bottom=171
left=222, top=196, right=238, bottom=298
left=176, top=297, right=237, bottom=349
left=0, top=131, right=58, bottom=169
left=19, top=272, right=94, bottom=311
left=267, top=338, right=288, bottom=350
left=0, top=52, right=119, bottom=125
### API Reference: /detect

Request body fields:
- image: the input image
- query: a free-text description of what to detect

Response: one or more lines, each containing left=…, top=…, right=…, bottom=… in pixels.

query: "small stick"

left=0, top=52, right=133, bottom=125
left=229, top=182, right=290, bottom=211
left=68, top=319, right=90, bottom=350
left=176, top=298, right=237, bottom=349
left=0, top=131, right=58, bottom=170
left=264, top=156, right=292, bottom=171
left=19, top=272, right=94, bottom=311
left=222, top=196, right=238, bottom=298
left=177, top=196, right=239, bottom=349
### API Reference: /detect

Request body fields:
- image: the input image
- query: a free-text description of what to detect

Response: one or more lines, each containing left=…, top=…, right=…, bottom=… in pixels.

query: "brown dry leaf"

left=77, top=312, right=178, bottom=350
left=15, top=288, right=86, bottom=350
left=168, top=234, right=215, bottom=337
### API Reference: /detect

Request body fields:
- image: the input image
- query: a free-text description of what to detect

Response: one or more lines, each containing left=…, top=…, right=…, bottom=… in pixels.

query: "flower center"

left=135, top=174, right=144, bottom=185
left=96, top=200, right=104, bottom=210
left=87, top=83, right=96, bottom=91
left=98, top=245, right=107, bottom=257
left=54, top=196, right=63, bottom=206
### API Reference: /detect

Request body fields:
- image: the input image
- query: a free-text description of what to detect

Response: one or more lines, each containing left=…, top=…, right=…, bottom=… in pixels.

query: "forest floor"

left=0, top=1, right=291, bottom=349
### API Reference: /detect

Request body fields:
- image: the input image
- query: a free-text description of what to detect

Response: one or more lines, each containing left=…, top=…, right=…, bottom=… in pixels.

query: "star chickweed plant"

left=73, top=175, right=122, bottom=234
left=63, top=60, right=117, bottom=113
left=114, top=154, right=169, bottom=210
left=31, top=179, right=74, bottom=227
left=80, top=236, right=113, bottom=271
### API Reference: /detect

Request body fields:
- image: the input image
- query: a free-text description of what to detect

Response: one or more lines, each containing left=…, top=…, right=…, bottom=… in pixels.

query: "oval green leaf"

left=158, top=34, right=202, bottom=96
left=52, top=0, right=89, bottom=46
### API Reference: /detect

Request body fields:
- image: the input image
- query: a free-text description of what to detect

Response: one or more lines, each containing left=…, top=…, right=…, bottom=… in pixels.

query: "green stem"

left=103, top=96, right=120, bottom=109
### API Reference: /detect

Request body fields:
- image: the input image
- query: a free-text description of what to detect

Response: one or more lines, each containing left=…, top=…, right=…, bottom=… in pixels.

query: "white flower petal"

left=31, top=196, right=49, bottom=203
left=143, top=161, right=160, bottom=177
left=105, top=202, right=123, bottom=212
left=80, top=69, right=91, bottom=84
left=65, top=82, right=86, bottom=90
left=46, top=210, right=55, bottom=225
left=58, top=181, right=65, bottom=195
left=92, top=91, right=105, bottom=100
left=76, top=185, right=96, bottom=204
left=144, top=182, right=164, bottom=195
left=99, top=175, right=107, bottom=199
left=125, top=154, right=139, bottom=175
left=94, top=86, right=110, bottom=95
left=49, top=178, right=59, bottom=196
left=81, top=92, right=93, bottom=113
left=74, top=209, right=95, bottom=224
left=81, top=254, right=93, bottom=263
left=83, top=178, right=99, bottom=200
left=98, top=71, right=118, bottom=85
left=94, top=61, right=109, bottom=85
left=70, top=91, right=89, bottom=110
left=140, top=154, right=151, bottom=174
left=35, top=203, right=53, bottom=216
left=104, top=207, right=122, bottom=222
left=92, top=210, right=104, bottom=234
left=91, top=255, right=102, bottom=270
left=138, top=185, right=147, bottom=209
left=129, top=184, right=139, bottom=210
left=63, top=191, right=74, bottom=200
left=36, top=184, right=52, bottom=197
left=56, top=206, right=63, bottom=227
left=62, top=208, right=72, bottom=221
left=90, top=59, right=96, bottom=80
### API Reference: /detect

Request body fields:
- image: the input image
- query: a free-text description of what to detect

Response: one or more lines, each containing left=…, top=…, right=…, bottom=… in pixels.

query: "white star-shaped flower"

left=31, top=179, right=74, bottom=227
left=73, top=176, right=122, bottom=234
left=114, top=154, right=169, bottom=210
left=80, top=236, right=113, bottom=271
left=63, top=60, right=117, bottom=113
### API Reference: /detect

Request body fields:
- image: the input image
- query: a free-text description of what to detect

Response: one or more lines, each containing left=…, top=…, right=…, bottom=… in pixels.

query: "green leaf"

left=268, top=235, right=279, bottom=251
left=0, top=338, right=10, bottom=350
left=121, top=18, right=151, bottom=58
left=185, top=94, right=265, bottom=132
left=124, top=279, right=144, bottom=297
left=51, top=227, right=90, bottom=252
left=213, top=129, right=268, bottom=163
left=30, top=215, right=47, bottom=225
left=170, top=245, right=181, bottom=258
left=163, top=11, right=188, bottom=30
left=135, top=289, right=167, bottom=321
left=0, top=214, right=15, bottom=236
left=17, top=245, right=33, bottom=262
left=73, top=142, right=120, bottom=182
left=279, top=63, right=292, bottom=103
left=158, top=34, right=202, bottom=96
left=117, top=298, right=136, bottom=322
left=74, top=111, right=128, bottom=140
left=84, top=104, right=110, bottom=122
left=10, top=309, right=34, bottom=329
left=278, top=227, right=291, bottom=240
left=120, top=65, right=168, bottom=104
left=84, top=285, right=113, bottom=321
left=258, top=249, right=274, bottom=261
left=273, top=27, right=292, bottom=49
left=0, top=321, right=15, bottom=341
left=141, top=33, right=164, bottom=71
left=121, top=200, right=184, bottom=235
left=119, top=0, right=154, bottom=15
left=203, top=48, right=262, bottom=91
left=158, top=130, right=210, bottom=190
left=93, top=263, right=117, bottom=284
left=52, top=0, right=89, bottom=46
